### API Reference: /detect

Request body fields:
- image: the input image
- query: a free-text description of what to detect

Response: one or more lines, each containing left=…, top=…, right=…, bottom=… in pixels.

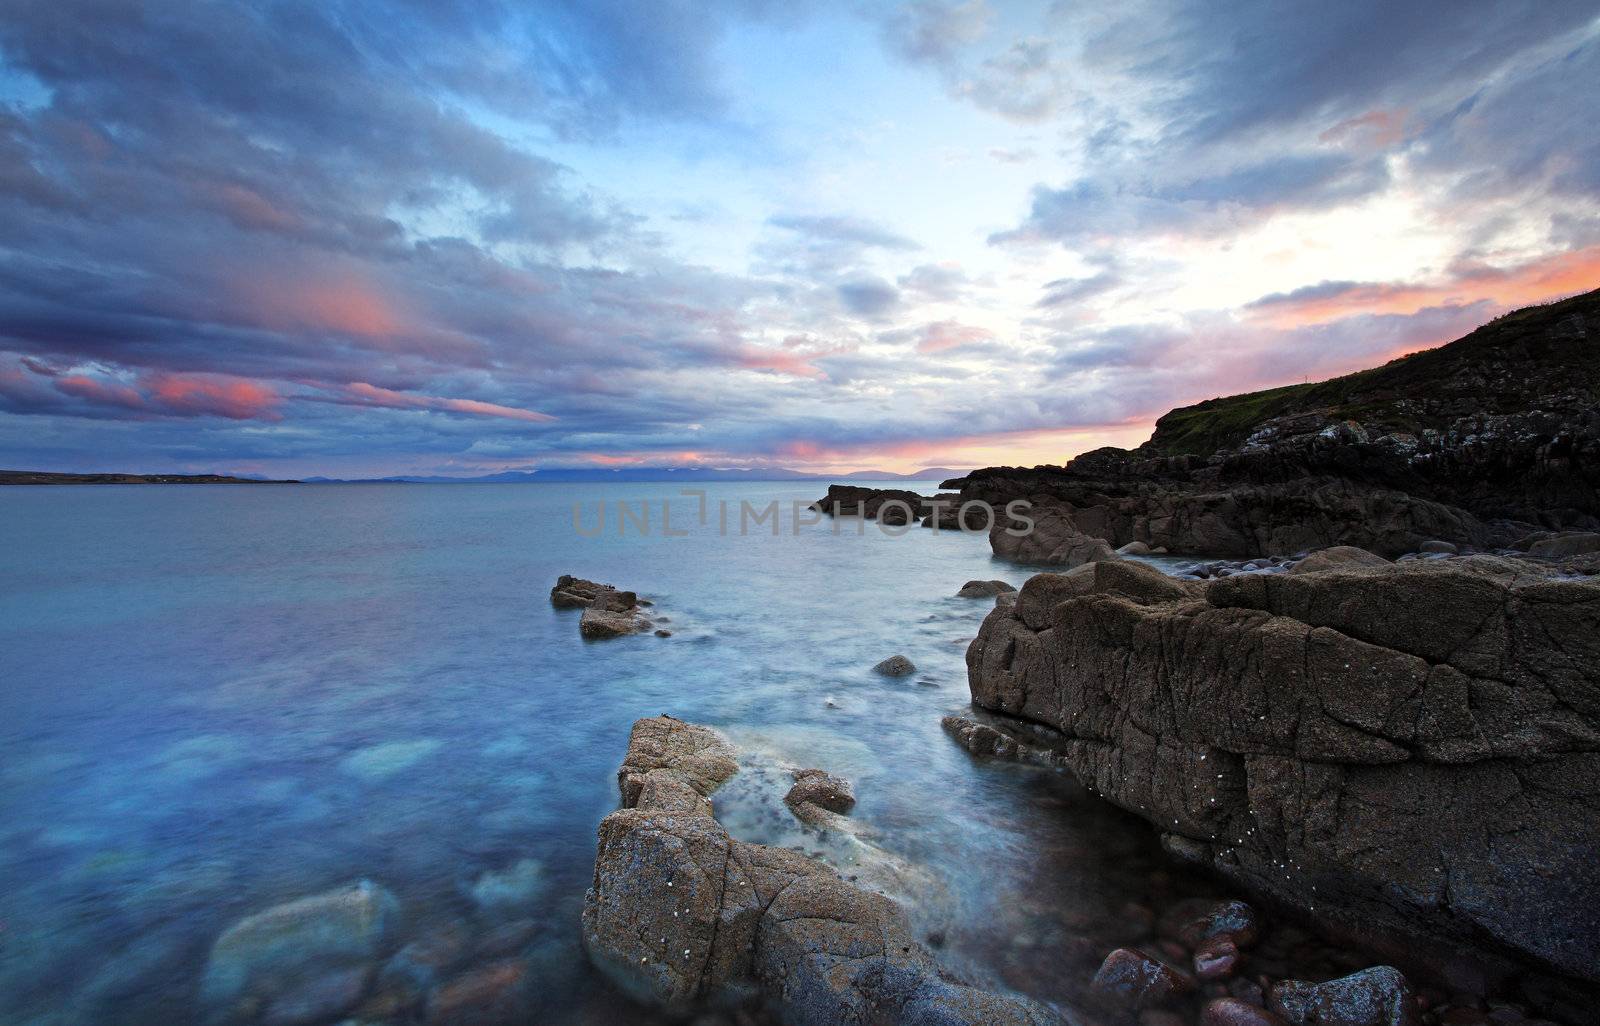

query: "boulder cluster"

left=580, top=716, right=1064, bottom=1025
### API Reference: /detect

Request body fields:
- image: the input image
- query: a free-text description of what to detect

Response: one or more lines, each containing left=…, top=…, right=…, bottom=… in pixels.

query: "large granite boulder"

left=582, top=717, right=1066, bottom=1025
left=965, top=556, right=1600, bottom=999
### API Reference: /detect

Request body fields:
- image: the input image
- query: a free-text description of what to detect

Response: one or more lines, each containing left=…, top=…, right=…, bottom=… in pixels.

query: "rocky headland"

left=820, top=289, right=1599, bottom=564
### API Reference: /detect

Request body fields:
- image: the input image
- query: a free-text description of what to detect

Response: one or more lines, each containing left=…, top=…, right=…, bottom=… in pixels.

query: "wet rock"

left=200, top=880, right=401, bottom=1017
left=1161, top=899, right=1262, bottom=950
left=377, top=921, right=471, bottom=1004
left=784, top=768, right=855, bottom=821
left=1090, top=947, right=1196, bottom=1011
left=966, top=556, right=1600, bottom=986
left=426, top=959, right=528, bottom=1026
left=264, top=965, right=371, bottom=1025
left=810, top=484, right=929, bottom=520
left=615, top=716, right=739, bottom=808
left=1117, top=540, right=1154, bottom=556
left=1229, top=978, right=1267, bottom=1006
left=580, top=604, right=651, bottom=639
left=1268, top=966, right=1418, bottom=1026
left=1418, top=540, right=1459, bottom=555
left=1528, top=532, right=1600, bottom=558
left=582, top=717, right=1067, bottom=1024
left=473, top=917, right=540, bottom=959
left=1139, top=1011, right=1189, bottom=1026
left=1194, top=936, right=1242, bottom=980
left=1203, top=997, right=1289, bottom=1026
left=957, top=579, right=1017, bottom=598
left=655, top=628, right=673, bottom=637
left=873, top=654, right=917, bottom=676
left=555, top=575, right=654, bottom=638
left=550, top=574, right=633, bottom=609
left=1287, top=546, right=1390, bottom=574
left=991, top=505, right=1118, bottom=567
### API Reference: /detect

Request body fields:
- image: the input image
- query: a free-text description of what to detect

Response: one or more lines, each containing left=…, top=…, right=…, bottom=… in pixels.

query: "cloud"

left=911, top=320, right=995, bottom=354
left=836, top=276, right=902, bottom=319
left=768, top=214, right=920, bottom=250
left=335, top=382, right=555, bottom=423
left=1245, top=247, right=1600, bottom=327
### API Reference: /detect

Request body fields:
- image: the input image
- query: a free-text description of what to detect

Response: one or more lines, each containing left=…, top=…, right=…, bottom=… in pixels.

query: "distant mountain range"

left=304, top=466, right=968, bottom=484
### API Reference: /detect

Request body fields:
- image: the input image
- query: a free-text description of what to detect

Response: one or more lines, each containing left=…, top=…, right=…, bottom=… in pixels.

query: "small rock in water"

left=1090, top=947, right=1196, bottom=1011
left=1268, top=966, right=1417, bottom=1026
left=872, top=654, right=916, bottom=676
left=784, top=768, right=856, bottom=818
left=1203, top=996, right=1289, bottom=1026
left=1418, top=540, right=1458, bottom=554
left=1160, top=898, right=1262, bottom=949
left=957, top=579, right=1017, bottom=598
left=466, top=858, right=546, bottom=918
left=654, top=628, right=672, bottom=637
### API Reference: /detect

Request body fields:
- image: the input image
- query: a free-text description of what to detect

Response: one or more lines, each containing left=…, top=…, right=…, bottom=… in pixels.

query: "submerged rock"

left=873, top=653, right=917, bottom=676
left=581, top=716, right=1066, bottom=1024
left=200, top=880, right=400, bottom=1019
left=965, top=555, right=1600, bottom=991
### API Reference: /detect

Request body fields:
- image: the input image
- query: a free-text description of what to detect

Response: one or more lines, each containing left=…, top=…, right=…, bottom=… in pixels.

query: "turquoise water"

left=0, top=483, right=1202, bottom=1024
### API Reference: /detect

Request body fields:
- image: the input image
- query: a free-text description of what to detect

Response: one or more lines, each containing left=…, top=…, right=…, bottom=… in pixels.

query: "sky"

left=1, top=0, right=1598, bottom=478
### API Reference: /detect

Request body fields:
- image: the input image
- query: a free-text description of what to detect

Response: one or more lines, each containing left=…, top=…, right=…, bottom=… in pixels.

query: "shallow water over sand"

left=1, top=482, right=1218, bottom=1024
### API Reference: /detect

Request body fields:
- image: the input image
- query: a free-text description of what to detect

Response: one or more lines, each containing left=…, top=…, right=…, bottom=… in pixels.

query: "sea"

left=0, top=481, right=1219, bottom=1024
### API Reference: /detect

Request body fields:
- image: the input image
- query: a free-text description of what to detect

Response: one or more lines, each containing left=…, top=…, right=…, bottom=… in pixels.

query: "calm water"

left=0, top=483, right=1210, bottom=1025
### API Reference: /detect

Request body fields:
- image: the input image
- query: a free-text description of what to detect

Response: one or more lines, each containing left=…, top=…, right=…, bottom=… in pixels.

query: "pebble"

left=1090, top=947, right=1196, bottom=1011
left=1202, top=996, right=1289, bottom=1026
left=1195, top=936, right=1241, bottom=980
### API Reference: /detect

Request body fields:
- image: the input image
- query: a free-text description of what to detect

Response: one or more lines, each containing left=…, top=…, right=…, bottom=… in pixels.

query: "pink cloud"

left=1320, top=109, right=1410, bottom=149
left=915, top=320, right=995, bottom=354
left=45, top=370, right=283, bottom=420
left=341, top=382, right=555, bottom=422
left=1247, top=246, right=1600, bottom=329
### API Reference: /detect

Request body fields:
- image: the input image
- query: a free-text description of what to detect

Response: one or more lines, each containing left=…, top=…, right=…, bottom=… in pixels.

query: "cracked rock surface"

left=581, top=716, right=1066, bottom=1025
left=964, top=556, right=1600, bottom=990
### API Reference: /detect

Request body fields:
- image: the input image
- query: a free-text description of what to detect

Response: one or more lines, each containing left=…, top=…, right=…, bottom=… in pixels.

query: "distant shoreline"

left=0, top=471, right=301, bottom=486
